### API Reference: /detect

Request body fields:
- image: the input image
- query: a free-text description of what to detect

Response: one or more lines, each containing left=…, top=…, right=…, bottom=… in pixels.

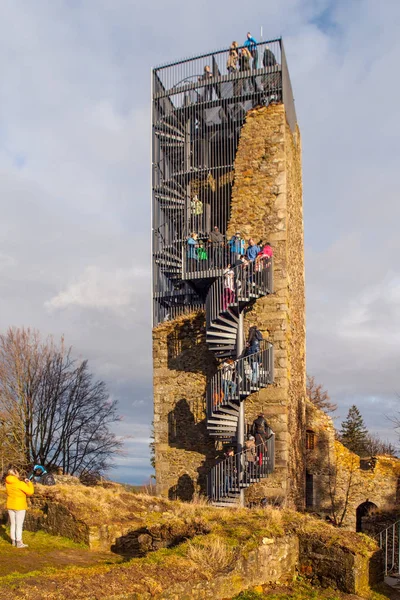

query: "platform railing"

left=207, top=340, right=274, bottom=416
left=207, top=435, right=275, bottom=503
left=377, top=521, right=400, bottom=575
left=154, top=39, right=283, bottom=103
left=205, top=258, right=273, bottom=330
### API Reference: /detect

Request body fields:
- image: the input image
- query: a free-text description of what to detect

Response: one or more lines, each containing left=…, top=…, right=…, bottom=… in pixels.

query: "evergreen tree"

left=340, top=405, right=368, bottom=456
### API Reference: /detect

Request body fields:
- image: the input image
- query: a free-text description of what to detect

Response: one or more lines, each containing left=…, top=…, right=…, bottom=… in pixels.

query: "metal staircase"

left=207, top=437, right=275, bottom=507
left=203, top=258, right=275, bottom=505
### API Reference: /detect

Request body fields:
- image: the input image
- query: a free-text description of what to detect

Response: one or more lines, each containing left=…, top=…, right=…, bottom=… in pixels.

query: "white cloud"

left=45, top=265, right=149, bottom=313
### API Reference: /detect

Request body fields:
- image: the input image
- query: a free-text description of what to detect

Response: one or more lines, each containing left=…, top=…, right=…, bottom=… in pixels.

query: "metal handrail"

left=206, top=258, right=273, bottom=329
left=376, top=520, right=400, bottom=575
left=155, top=38, right=282, bottom=72
left=207, top=340, right=274, bottom=416
left=207, top=436, right=275, bottom=502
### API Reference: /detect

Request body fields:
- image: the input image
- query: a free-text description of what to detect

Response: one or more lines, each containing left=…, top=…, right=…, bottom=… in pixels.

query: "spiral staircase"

left=193, top=257, right=276, bottom=506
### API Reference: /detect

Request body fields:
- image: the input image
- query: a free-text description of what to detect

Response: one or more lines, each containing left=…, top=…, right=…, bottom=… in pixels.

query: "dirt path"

left=0, top=525, right=121, bottom=579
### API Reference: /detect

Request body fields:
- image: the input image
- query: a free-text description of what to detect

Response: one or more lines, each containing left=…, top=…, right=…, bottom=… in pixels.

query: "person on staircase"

left=222, top=263, right=235, bottom=310
left=255, top=241, right=273, bottom=286
left=246, top=239, right=261, bottom=290
left=221, top=447, right=236, bottom=497
left=251, top=413, right=274, bottom=468
left=209, top=225, right=225, bottom=268
left=187, top=233, right=199, bottom=271
left=246, top=326, right=263, bottom=384
left=221, top=358, right=237, bottom=400
left=245, top=435, right=257, bottom=481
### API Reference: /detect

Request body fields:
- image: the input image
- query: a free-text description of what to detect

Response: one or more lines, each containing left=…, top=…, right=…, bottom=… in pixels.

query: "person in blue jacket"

left=244, top=32, right=258, bottom=70
left=246, top=238, right=260, bottom=262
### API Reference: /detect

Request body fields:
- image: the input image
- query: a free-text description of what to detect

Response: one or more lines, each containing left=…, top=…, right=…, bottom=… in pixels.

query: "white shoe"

left=16, top=541, right=28, bottom=548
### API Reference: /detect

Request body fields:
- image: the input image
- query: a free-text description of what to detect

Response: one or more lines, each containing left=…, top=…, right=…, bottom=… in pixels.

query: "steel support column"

left=236, top=310, right=245, bottom=506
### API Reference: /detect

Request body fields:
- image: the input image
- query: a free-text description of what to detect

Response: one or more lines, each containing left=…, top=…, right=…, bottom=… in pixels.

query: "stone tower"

left=152, top=39, right=306, bottom=508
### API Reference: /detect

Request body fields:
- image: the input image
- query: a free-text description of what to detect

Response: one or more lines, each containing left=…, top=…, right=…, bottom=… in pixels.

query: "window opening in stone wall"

left=306, top=429, right=316, bottom=451
left=306, top=472, right=314, bottom=509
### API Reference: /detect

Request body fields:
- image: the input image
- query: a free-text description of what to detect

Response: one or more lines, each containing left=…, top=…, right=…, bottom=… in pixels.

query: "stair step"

left=216, top=406, right=239, bottom=416
left=207, top=322, right=238, bottom=335
left=208, top=413, right=238, bottom=423
left=217, top=311, right=239, bottom=326
left=206, top=330, right=237, bottom=340
left=207, top=426, right=237, bottom=433
left=207, top=348, right=236, bottom=354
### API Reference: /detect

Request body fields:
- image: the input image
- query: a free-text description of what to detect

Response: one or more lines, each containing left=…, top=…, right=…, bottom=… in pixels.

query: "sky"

left=0, top=0, right=399, bottom=484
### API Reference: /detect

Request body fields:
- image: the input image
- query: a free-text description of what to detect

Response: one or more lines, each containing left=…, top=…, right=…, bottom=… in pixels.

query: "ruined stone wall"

left=306, top=401, right=400, bottom=529
left=153, top=104, right=306, bottom=506
left=226, top=104, right=306, bottom=509
left=153, top=312, right=216, bottom=499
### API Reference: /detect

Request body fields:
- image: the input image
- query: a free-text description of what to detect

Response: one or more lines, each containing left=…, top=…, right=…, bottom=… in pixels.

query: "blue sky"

left=0, top=0, right=399, bottom=484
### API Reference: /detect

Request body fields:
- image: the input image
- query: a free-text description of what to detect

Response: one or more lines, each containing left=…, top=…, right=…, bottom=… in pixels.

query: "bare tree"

left=0, top=327, right=122, bottom=475
left=306, top=374, right=337, bottom=414
left=364, top=433, right=397, bottom=457
left=327, top=444, right=359, bottom=527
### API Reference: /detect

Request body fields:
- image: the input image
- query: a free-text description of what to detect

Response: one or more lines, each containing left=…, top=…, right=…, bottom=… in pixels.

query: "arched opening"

left=356, top=501, right=378, bottom=532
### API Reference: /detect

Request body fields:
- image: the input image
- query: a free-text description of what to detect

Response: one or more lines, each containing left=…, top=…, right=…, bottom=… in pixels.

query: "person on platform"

left=228, top=232, right=245, bottom=263
left=227, top=41, right=239, bottom=73
left=238, top=47, right=252, bottom=93
left=209, top=225, right=224, bottom=268
left=187, top=233, right=199, bottom=271
left=244, top=32, right=258, bottom=70
left=200, top=65, right=213, bottom=101
left=262, top=45, right=277, bottom=68
left=246, top=238, right=261, bottom=262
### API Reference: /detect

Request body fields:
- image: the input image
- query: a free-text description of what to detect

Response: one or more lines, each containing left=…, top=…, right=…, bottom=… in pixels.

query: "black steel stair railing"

left=206, top=258, right=273, bottom=331
left=207, top=340, right=274, bottom=418
left=207, top=435, right=275, bottom=503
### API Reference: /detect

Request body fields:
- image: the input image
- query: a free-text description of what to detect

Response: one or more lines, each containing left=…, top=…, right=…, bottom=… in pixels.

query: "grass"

left=0, top=486, right=384, bottom=600
left=186, top=535, right=236, bottom=578
left=230, top=580, right=394, bottom=600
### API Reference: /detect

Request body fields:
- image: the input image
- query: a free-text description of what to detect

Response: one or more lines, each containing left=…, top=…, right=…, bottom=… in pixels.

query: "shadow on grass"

left=0, top=524, right=12, bottom=544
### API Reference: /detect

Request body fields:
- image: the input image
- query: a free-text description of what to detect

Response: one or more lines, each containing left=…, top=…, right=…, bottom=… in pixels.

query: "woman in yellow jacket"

left=5, top=468, right=34, bottom=548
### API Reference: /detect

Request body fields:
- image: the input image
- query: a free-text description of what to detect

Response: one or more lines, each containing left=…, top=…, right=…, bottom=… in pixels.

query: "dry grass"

left=186, top=535, right=236, bottom=579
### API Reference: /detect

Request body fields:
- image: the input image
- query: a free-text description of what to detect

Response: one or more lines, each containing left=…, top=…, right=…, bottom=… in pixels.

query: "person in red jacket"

left=5, top=468, right=34, bottom=548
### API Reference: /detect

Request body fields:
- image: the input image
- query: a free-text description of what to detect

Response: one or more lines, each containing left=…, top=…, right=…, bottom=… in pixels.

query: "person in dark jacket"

left=262, top=45, right=277, bottom=68
left=262, top=46, right=280, bottom=102
left=246, top=325, right=261, bottom=355
left=251, top=414, right=274, bottom=466
left=209, top=225, right=224, bottom=268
